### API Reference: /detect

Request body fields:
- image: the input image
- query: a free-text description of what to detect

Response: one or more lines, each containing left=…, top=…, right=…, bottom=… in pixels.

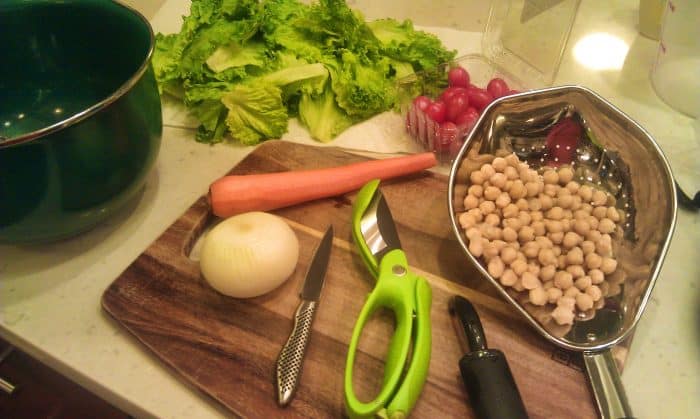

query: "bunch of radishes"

left=405, top=66, right=519, bottom=162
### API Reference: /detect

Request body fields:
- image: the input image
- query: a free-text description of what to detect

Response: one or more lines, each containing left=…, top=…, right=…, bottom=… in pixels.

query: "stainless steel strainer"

left=447, top=85, right=677, bottom=418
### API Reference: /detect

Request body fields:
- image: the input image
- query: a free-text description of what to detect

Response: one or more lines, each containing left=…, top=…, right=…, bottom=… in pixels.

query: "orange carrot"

left=209, top=152, right=437, bottom=217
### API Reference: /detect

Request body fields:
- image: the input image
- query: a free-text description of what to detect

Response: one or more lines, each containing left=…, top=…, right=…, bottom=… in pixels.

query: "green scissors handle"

left=344, top=180, right=432, bottom=418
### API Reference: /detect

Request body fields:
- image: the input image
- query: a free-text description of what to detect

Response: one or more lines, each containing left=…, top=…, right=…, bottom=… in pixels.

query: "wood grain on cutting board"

left=102, top=140, right=598, bottom=418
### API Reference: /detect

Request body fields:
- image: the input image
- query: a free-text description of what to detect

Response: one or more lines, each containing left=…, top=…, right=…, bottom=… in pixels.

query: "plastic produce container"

left=398, top=0, right=581, bottom=164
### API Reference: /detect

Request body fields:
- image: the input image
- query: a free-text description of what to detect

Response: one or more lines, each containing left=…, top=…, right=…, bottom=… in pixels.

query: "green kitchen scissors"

left=344, top=179, right=432, bottom=419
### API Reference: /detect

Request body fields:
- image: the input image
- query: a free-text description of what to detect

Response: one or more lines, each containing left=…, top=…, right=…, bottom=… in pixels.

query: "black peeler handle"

left=450, top=296, right=529, bottom=419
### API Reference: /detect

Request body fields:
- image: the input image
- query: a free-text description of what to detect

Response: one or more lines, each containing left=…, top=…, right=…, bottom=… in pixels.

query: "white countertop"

left=1, top=1, right=698, bottom=418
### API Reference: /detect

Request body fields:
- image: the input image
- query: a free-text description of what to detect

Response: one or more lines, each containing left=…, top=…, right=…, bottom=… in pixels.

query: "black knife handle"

left=459, top=349, right=529, bottom=419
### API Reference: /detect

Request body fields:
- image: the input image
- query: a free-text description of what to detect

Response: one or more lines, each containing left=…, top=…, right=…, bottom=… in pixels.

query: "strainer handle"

left=583, top=350, right=634, bottom=419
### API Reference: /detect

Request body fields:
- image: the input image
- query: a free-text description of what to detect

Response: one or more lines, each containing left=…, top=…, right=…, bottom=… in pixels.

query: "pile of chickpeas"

left=456, top=153, right=624, bottom=325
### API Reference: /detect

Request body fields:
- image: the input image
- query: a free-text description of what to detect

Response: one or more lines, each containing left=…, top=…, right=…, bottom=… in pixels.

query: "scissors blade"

left=300, top=225, right=334, bottom=301
left=359, top=190, right=403, bottom=263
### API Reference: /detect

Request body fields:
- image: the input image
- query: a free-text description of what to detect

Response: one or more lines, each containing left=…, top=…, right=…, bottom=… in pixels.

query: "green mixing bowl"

left=0, top=0, right=162, bottom=243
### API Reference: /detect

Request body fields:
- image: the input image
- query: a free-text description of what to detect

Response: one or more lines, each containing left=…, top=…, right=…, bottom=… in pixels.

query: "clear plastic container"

left=399, top=0, right=581, bottom=164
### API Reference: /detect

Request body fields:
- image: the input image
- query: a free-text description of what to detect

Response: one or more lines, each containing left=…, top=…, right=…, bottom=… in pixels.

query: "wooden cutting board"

left=102, top=140, right=602, bottom=418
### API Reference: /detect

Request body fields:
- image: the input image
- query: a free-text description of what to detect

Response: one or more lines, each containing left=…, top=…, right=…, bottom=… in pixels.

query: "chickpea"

left=549, top=231, right=564, bottom=245
left=518, top=225, right=535, bottom=242
left=502, top=203, right=519, bottom=219
left=562, top=231, right=582, bottom=249
left=586, top=229, right=602, bottom=243
left=567, top=265, right=586, bottom=278
left=546, top=206, right=564, bottom=221
left=518, top=211, right=532, bottom=226
left=496, top=269, right=515, bottom=287
left=607, top=206, right=621, bottom=222
left=504, top=166, right=519, bottom=180
left=466, top=227, right=482, bottom=240
left=551, top=305, right=575, bottom=325
left=524, top=181, right=539, bottom=198
left=483, top=213, right=499, bottom=226
left=486, top=256, right=505, bottom=278
left=495, top=192, right=512, bottom=208
left=592, top=190, right=608, bottom=206
left=479, top=200, right=496, bottom=215
left=547, top=287, right=563, bottom=304
left=596, top=235, right=613, bottom=257
left=566, top=181, right=580, bottom=194
left=483, top=186, right=500, bottom=201
left=510, top=181, right=527, bottom=199
left=554, top=271, right=574, bottom=289
left=570, top=195, right=583, bottom=211
left=531, top=210, right=544, bottom=222
left=563, top=209, right=573, bottom=221
left=557, top=166, right=574, bottom=183
left=512, top=279, right=525, bottom=292
left=505, top=180, right=513, bottom=191
left=581, top=240, right=596, bottom=255
left=528, top=198, right=542, bottom=211
left=575, top=275, right=592, bottom=290
left=490, top=173, right=507, bottom=189
left=531, top=221, right=546, bottom=237
left=527, top=262, right=541, bottom=276
left=576, top=293, right=594, bottom=311
left=459, top=213, right=477, bottom=229
left=573, top=219, right=590, bottom=236
left=492, top=157, right=508, bottom=172
left=467, top=184, right=483, bottom=198
left=566, top=247, right=584, bottom=265
left=515, top=198, right=530, bottom=211
left=544, top=184, right=559, bottom=197
left=543, top=169, right=559, bottom=185
left=592, top=206, right=607, bottom=219
left=503, top=217, right=522, bottom=231
left=600, top=257, right=618, bottom=274
left=483, top=241, right=500, bottom=260
left=535, top=236, right=553, bottom=249
left=586, top=285, right=602, bottom=301
left=587, top=216, right=599, bottom=231
left=564, top=286, right=580, bottom=298
left=543, top=280, right=554, bottom=290
left=540, top=264, right=557, bottom=281
left=552, top=245, right=562, bottom=257
left=466, top=208, right=484, bottom=222
left=598, top=218, right=616, bottom=234
left=558, top=296, right=576, bottom=309
left=539, top=194, right=554, bottom=210
left=468, top=238, right=484, bottom=257
left=480, top=163, right=496, bottom=179
left=529, top=287, right=548, bottom=306
left=511, top=259, right=528, bottom=276
left=521, top=271, right=541, bottom=290
left=505, top=153, right=520, bottom=167
left=522, top=241, right=540, bottom=258
left=464, top=194, right=479, bottom=210
left=585, top=252, right=602, bottom=270
left=470, top=170, right=486, bottom=185
left=581, top=203, right=593, bottom=214
left=499, top=246, right=517, bottom=265
left=558, top=254, right=567, bottom=269
left=486, top=226, right=503, bottom=240
left=578, top=185, right=593, bottom=202
left=501, top=226, right=517, bottom=243
left=545, top=220, right=564, bottom=234
left=538, top=248, right=557, bottom=266
left=558, top=194, right=574, bottom=209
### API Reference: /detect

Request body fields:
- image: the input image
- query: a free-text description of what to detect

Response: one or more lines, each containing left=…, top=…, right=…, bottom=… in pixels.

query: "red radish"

left=448, top=67, right=470, bottom=87
left=440, top=86, right=468, bottom=103
left=467, top=87, right=494, bottom=112
left=445, top=92, right=470, bottom=122
left=209, top=153, right=438, bottom=217
left=545, top=117, right=581, bottom=166
left=425, top=101, right=447, bottom=123
left=454, top=107, right=479, bottom=131
left=487, top=78, right=509, bottom=98
left=435, top=121, right=458, bottom=152
left=413, top=95, right=432, bottom=112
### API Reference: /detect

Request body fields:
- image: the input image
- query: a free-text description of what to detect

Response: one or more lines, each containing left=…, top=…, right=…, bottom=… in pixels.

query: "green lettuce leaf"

left=221, top=84, right=289, bottom=145
left=298, top=82, right=356, bottom=142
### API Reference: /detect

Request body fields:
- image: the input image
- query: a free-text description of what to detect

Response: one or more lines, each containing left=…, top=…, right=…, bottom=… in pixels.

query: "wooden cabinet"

left=0, top=338, right=129, bottom=419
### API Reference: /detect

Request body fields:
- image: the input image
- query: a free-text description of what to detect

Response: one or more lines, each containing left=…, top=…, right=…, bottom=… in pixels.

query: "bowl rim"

left=0, top=0, right=156, bottom=149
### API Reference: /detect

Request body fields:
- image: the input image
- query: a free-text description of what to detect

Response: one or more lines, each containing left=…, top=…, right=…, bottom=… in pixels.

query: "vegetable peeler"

left=344, top=179, right=432, bottom=419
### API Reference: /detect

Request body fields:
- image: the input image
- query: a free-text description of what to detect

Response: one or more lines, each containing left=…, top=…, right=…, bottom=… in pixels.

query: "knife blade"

left=275, top=225, right=334, bottom=406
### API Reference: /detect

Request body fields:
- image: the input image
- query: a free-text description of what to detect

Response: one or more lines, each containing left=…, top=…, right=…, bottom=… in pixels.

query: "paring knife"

left=275, top=225, right=334, bottom=406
